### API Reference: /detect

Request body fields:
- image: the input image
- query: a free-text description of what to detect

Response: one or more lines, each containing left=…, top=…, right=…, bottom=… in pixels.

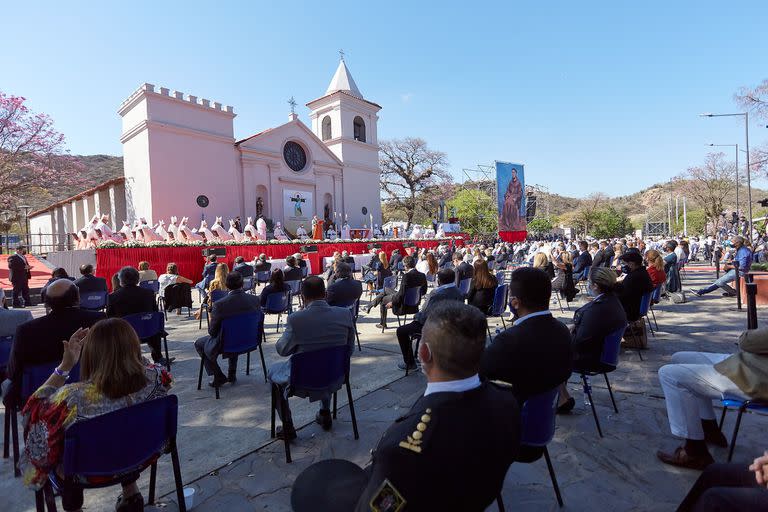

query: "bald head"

left=45, top=279, right=79, bottom=309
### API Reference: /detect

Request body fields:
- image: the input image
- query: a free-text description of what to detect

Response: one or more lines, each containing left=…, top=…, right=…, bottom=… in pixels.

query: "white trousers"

left=658, top=351, right=747, bottom=440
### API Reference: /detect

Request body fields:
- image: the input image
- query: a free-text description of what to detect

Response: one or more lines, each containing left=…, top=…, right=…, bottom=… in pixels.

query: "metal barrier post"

left=714, top=248, right=722, bottom=280
left=734, top=261, right=742, bottom=311
left=746, top=282, right=758, bottom=329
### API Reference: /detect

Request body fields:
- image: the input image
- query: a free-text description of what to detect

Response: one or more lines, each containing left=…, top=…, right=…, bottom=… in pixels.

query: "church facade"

left=120, top=59, right=382, bottom=236
left=29, top=59, right=382, bottom=245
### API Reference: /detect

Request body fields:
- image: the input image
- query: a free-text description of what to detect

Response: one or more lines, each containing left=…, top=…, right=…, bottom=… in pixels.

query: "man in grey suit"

left=195, top=272, right=262, bottom=387
left=269, top=276, right=355, bottom=440
left=0, top=289, right=33, bottom=336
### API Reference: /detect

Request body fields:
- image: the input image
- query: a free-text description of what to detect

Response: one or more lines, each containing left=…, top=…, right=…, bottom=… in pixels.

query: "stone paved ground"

left=2, top=266, right=766, bottom=511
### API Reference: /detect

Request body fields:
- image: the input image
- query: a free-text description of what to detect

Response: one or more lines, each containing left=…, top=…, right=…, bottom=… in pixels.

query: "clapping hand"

left=749, top=451, right=768, bottom=488
left=60, top=328, right=89, bottom=371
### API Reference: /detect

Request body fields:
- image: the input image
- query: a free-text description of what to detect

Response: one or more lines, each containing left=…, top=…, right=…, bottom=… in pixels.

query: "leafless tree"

left=735, top=79, right=768, bottom=175
left=677, top=153, right=735, bottom=236
left=379, top=138, right=452, bottom=228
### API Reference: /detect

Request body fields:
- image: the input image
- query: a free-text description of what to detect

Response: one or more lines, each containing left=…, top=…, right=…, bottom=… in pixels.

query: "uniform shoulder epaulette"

left=398, top=407, right=432, bottom=454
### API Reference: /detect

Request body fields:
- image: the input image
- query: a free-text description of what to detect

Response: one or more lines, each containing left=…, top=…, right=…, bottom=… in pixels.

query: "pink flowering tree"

left=0, top=91, right=84, bottom=212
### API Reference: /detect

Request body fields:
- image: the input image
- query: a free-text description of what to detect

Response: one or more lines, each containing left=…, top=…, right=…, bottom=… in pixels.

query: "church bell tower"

left=307, top=55, right=382, bottom=229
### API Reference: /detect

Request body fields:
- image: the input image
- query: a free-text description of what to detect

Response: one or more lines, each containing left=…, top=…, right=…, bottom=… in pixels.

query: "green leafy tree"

left=527, top=216, right=554, bottom=234
left=591, top=206, right=634, bottom=238
left=446, top=189, right=497, bottom=236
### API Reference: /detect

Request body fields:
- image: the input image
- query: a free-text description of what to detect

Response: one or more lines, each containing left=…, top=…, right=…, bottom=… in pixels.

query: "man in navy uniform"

left=290, top=302, right=520, bottom=511
left=7, top=245, right=31, bottom=308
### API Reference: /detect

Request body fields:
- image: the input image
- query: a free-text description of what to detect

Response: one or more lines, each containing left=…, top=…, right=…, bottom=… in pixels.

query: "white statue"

left=132, top=220, right=145, bottom=241
left=140, top=217, right=162, bottom=241
left=155, top=220, right=171, bottom=241
left=341, top=221, right=351, bottom=239
left=410, top=224, right=423, bottom=239
left=244, top=217, right=258, bottom=239
left=119, top=220, right=134, bottom=241
left=168, top=216, right=179, bottom=240
left=274, top=221, right=289, bottom=240
left=228, top=219, right=243, bottom=241
left=296, top=224, right=308, bottom=241
left=197, top=219, right=215, bottom=241
left=436, top=225, right=445, bottom=238
left=373, top=223, right=383, bottom=238
left=256, top=216, right=267, bottom=241
left=178, top=217, right=202, bottom=241
left=327, top=226, right=338, bottom=240
left=211, top=217, right=233, bottom=241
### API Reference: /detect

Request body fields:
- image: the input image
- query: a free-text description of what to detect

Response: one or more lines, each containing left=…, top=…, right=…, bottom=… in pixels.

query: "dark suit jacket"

left=341, top=256, right=355, bottom=266
left=573, top=251, right=592, bottom=275
left=572, top=293, right=627, bottom=369
left=6, top=308, right=105, bottom=405
left=392, top=269, right=428, bottom=314
left=454, top=261, right=474, bottom=286
left=438, top=252, right=452, bottom=269
left=414, top=284, right=465, bottom=324
left=282, top=266, right=303, bottom=282
left=296, top=259, right=307, bottom=269
left=74, top=274, right=108, bottom=295
left=259, top=283, right=290, bottom=307
left=389, top=253, right=403, bottom=269
left=107, top=285, right=157, bottom=317
left=233, top=262, right=254, bottom=278
left=355, top=383, right=520, bottom=512
left=7, top=253, right=29, bottom=284
left=591, top=249, right=607, bottom=268
left=467, top=285, right=496, bottom=315
left=481, top=313, right=573, bottom=404
left=204, top=289, right=262, bottom=356
left=253, top=261, right=272, bottom=273
left=326, top=277, right=363, bottom=307
left=616, top=267, right=654, bottom=321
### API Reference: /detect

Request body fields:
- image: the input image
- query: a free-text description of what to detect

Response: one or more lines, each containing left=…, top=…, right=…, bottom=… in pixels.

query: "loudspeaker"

left=202, top=248, right=226, bottom=257
left=300, top=245, right=318, bottom=253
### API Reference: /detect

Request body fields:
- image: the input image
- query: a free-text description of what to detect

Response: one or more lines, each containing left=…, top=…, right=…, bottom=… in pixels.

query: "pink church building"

left=29, top=59, right=382, bottom=244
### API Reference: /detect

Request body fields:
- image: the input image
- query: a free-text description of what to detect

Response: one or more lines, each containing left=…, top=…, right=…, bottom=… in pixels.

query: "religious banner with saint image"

left=283, top=189, right=313, bottom=236
left=496, top=161, right=527, bottom=242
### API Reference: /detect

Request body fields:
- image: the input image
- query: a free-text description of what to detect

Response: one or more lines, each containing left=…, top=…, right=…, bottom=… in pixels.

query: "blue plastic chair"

left=242, top=276, right=254, bottom=294
left=638, top=291, right=654, bottom=338
left=578, top=324, right=625, bottom=437
left=6, top=362, right=82, bottom=478
left=649, top=285, right=662, bottom=331
left=35, top=395, right=187, bottom=512
left=286, top=280, right=302, bottom=309
left=256, top=270, right=271, bottom=286
left=199, top=289, right=229, bottom=330
left=139, top=280, right=160, bottom=295
left=79, top=291, right=108, bottom=311
left=197, top=311, right=267, bottom=399
left=391, top=287, right=423, bottom=330
left=517, top=388, right=564, bottom=507
left=262, top=290, right=292, bottom=332
left=486, top=284, right=509, bottom=339
left=270, top=345, right=358, bottom=463
left=458, top=278, right=472, bottom=296
left=1, top=335, right=13, bottom=467
left=718, top=397, right=768, bottom=462
left=122, top=312, right=171, bottom=369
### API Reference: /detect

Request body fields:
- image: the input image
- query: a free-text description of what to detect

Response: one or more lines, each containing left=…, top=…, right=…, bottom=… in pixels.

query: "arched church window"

left=353, top=116, right=366, bottom=142
left=321, top=116, right=332, bottom=141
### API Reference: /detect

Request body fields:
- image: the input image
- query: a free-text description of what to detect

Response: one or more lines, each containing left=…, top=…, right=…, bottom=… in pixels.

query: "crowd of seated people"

left=3, top=234, right=767, bottom=511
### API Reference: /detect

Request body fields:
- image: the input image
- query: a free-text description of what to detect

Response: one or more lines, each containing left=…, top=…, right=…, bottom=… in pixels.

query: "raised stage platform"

left=95, top=239, right=460, bottom=289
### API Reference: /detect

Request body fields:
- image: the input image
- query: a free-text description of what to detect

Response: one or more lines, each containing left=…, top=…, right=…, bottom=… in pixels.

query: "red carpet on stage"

left=0, top=254, right=52, bottom=290
left=95, top=240, right=461, bottom=291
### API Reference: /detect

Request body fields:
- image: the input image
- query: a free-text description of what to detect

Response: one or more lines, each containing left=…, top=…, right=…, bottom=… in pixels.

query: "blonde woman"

left=645, top=249, right=667, bottom=288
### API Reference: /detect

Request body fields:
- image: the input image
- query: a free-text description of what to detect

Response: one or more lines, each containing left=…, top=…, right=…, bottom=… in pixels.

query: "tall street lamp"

left=1, top=210, right=11, bottom=254
left=18, top=204, right=31, bottom=250
left=708, top=143, right=740, bottom=232
left=700, top=112, right=752, bottom=240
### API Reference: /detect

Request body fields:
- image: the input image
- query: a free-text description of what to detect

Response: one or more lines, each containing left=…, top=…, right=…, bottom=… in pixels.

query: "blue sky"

left=3, top=1, right=767, bottom=197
